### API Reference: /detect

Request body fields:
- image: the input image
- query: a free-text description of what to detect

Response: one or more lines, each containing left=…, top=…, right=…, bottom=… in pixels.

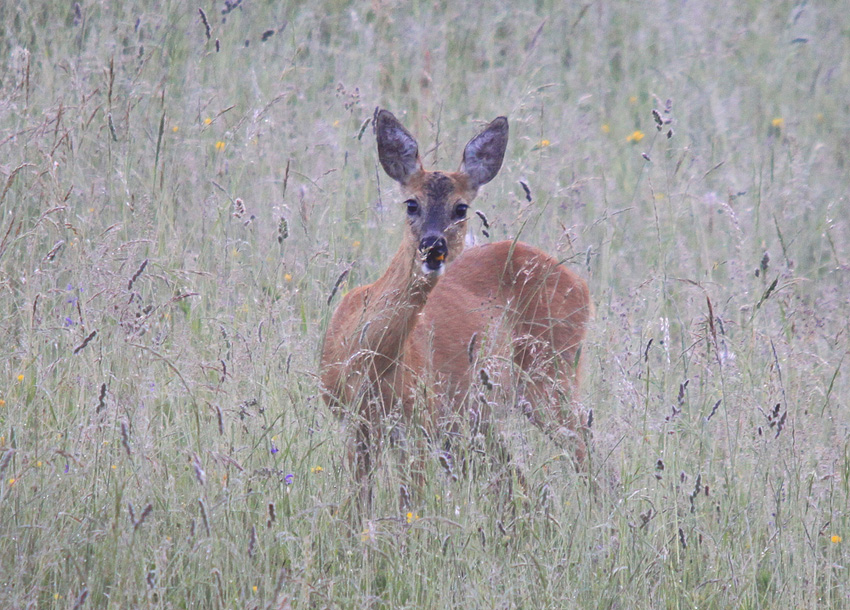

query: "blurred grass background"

left=1, top=0, right=848, bottom=608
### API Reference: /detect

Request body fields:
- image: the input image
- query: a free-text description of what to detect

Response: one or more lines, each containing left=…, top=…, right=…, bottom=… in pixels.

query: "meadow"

left=1, top=1, right=848, bottom=608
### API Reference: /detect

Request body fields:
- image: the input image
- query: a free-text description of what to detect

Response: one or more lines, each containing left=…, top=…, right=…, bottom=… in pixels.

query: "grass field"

left=1, top=1, right=849, bottom=608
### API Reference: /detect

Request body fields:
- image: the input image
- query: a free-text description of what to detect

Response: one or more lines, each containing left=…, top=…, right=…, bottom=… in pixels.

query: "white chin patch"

left=421, top=262, right=445, bottom=277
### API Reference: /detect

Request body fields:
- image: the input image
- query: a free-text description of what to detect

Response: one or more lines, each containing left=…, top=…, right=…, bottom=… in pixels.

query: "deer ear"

left=374, top=108, right=422, bottom=185
left=460, top=116, right=508, bottom=189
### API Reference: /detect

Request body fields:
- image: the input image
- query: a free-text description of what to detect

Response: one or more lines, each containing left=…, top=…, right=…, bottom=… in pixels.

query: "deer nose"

left=419, top=236, right=448, bottom=271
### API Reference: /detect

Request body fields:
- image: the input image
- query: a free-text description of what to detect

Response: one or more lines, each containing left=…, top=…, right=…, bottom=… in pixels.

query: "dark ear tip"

left=374, top=108, right=398, bottom=127
left=489, top=116, right=508, bottom=133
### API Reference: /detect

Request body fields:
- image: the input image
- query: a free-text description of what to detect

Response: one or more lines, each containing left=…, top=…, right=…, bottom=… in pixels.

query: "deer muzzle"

left=419, top=236, right=448, bottom=273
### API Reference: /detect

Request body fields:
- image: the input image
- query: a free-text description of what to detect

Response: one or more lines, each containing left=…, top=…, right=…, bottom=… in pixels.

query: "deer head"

left=374, top=108, right=509, bottom=276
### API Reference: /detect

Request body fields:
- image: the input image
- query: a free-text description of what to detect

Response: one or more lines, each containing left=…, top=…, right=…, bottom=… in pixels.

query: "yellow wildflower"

left=771, top=117, right=784, bottom=129
left=284, top=273, right=292, bottom=282
left=831, top=535, right=842, bottom=544
left=601, top=123, right=610, bottom=134
left=204, top=117, right=212, bottom=125
left=172, top=125, right=179, bottom=133
left=629, top=96, right=638, bottom=104
left=0, top=400, right=5, bottom=407
left=406, top=511, right=420, bottom=524
left=17, top=374, right=24, bottom=382
left=8, top=478, right=15, bottom=486
left=215, top=141, right=226, bottom=151
left=626, top=130, right=645, bottom=143
left=311, top=466, right=323, bottom=473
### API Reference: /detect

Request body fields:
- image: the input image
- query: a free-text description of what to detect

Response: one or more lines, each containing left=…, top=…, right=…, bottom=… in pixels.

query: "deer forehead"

left=405, top=171, right=475, bottom=206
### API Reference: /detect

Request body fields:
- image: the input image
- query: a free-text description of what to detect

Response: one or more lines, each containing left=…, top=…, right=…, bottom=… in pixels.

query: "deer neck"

left=359, top=237, right=438, bottom=370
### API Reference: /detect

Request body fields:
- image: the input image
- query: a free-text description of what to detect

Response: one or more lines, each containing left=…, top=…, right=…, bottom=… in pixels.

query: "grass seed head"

left=191, top=453, right=206, bottom=485
left=120, top=421, right=131, bottom=456
left=71, top=588, right=88, bottom=610
left=233, top=198, right=245, bottom=219
left=96, top=383, right=107, bottom=413
left=248, top=524, right=257, bottom=558
left=198, top=499, right=210, bottom=536
left=652, top=108, right=663, bottom=126
left=133, top=504, right=153, bottom=531
left=198, top=8, right=211, bottom=40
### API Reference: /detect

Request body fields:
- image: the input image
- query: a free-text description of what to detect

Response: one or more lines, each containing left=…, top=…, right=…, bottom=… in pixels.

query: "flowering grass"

left=1, top=0, right=848, bottom=608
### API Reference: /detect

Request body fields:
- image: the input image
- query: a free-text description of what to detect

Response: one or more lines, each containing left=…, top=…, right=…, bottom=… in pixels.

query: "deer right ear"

left=460, top=116, right=508, bottom=189
left=374, top=108, right=422, bottom=185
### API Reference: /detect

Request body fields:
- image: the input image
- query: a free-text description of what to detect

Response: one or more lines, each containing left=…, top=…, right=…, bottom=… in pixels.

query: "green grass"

left=1, top=0, right=848, bottom=607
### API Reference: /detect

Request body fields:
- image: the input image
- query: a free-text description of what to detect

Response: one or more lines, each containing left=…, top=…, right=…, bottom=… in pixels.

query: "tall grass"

left=1, top=0, right=848, bottom=607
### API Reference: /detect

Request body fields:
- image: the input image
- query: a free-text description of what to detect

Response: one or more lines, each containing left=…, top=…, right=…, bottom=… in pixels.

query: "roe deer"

left=320, top=108, right=591, bottom=509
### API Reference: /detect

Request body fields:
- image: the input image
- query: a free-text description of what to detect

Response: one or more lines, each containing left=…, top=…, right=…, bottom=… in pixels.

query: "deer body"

left=320, top=109, right=591, bottom=505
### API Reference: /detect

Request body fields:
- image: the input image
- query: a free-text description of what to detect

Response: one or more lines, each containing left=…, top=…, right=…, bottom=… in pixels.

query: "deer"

left=320, top=108, right=591, bottom=511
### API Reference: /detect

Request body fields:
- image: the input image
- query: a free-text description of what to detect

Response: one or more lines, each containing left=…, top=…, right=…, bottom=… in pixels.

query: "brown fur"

left=319, top=110, right=591, bottom=509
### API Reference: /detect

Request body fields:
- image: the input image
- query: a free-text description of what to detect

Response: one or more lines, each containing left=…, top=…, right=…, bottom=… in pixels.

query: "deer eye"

left=405, top=199, right=420, bottom=216
left=454, top=203, right=468, bottom=218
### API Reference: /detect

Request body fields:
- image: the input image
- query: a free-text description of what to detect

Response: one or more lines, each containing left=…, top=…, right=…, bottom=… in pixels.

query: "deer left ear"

left=375, top=108, right=422, bottom=185
left=460, top=116, right=508, bottom=189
